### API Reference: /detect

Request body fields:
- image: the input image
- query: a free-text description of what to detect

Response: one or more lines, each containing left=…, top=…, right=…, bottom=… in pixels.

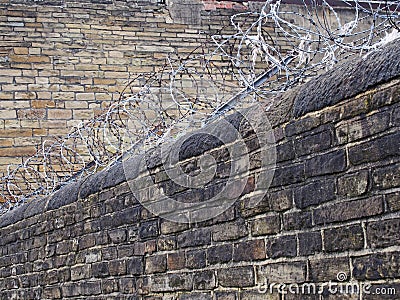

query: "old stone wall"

left=0, top=0, right=253, bottom=177
left=0, top=0, right=364, bottom=181
left=0, top=39, right=399, bottom=299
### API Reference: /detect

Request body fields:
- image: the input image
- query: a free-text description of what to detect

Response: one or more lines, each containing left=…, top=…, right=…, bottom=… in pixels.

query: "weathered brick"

left=217, top=266, right=254, bottom=287
left=372, top=164, right=400, bottom=190
left=119, top=277, right=136, bottom=294
left=193, top=270, right=216, bottom=290
left=0, top=146, right=36, bottom=157
left=186, top=249, right=206, bottom=269
left=93, top=78, right=117, bottom=85
left=206, top=244, right=232, bottom=265
left=257, top=261, right=307, bottom=283
left=393, top=103, right=400, bottom=124
left=283, top=211, right=312, bottom=230
left=92, top=262, right=109, bottom=278
left=348, top=132, right=400, bottom=165
left=314, top=196, right=384, bottom=225
left=371, top=86, right=398, bottom=107
left=139, top=220, right=159, bottom=240
left=298, top=231, right=322, bottom=256
left=64, top=101, right=88, bottom=109
left=268, top=189, right=293, bottom=211
left=157, top=236, right=176, bottom=251
left=108, top=259, right=126, bottom=276
left=270, top=163, right=304, bottom=187
left=386, top=192, right=400, bottom=212
left=101, top=278, right=118, bottom=294
left=126, top=256, right=144, bottom=275
left=294, top=179, right=336, bottom=208
left=238, top=195, right=270, bottom=218
left=167, top=252, right=186, bottom=270
left=337, top=170, right=369, bottom=197
left=177, top=228, right=211, bottom=248
left=1, top=69, right=22, bottom=76
left=285, top=116, right=320, bottom=137
left=81, top=280, right=102, bottom=295
left=295, top=129, right=332, bottom=157
left=309, top=257, right=350, bottom=281
left=305, top=149, right=346, bottom=177
left=0, top=109, right=19, bottom=119
left=265, top=235, right=297, bottom=258
left=55, top=240, right=73, bottom=255
left=108, top=228, right=126, bottom=244
left=324, top=224, right=364, bottom=252
left=71, top=264, right=91, bottom=281
left=42, top=285, right=61, bottom=299
left=336, top=111, right=390, bottom=144
left=145, top=254, right=166, bottom=274
left=148, top=273, right=193, bottom=292
left=76, top=92, right=95, bottom=100
left=233, top=239, right=265, bottom=261
left=276, top=141, right=295, bottom=162
left=353, top=251, right=400, bottom=280
left=44, top=270, right=58, bottom=285
left=250, top=214, right=280, bottom=236
left=47, top=109, right=72, bottom=120
left=367, top=218, right=400, bottom=248
left=52, top=91, right=74, bottom=101
left=61, top=283, right=81, bottom=297
left=212, top=220, right=247, bottom=242
left=73, top=109, right=94, bottom=119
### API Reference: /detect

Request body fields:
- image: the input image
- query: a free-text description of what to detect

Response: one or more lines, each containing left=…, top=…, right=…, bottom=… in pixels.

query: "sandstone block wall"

left=0, top=0, right=251, bottom=177
left=0, top=39, right=399, bottom=299
left=0, top=0, right=362, bottom=181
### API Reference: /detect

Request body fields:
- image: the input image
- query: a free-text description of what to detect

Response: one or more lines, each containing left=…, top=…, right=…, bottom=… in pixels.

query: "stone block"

left=212, top=220, right=247, bottom=242
left=233, top=239, right=266, bottom=261
left=265, top=235, right=297, bottom=258
left=250, top=214, right=280, bottom=236
left=348, top=132, right=400, bottom=165
left=185, top=249, right=206, bottom=269
left=298, top=231, right=322, bottom=256
left=193, top=270, right=215, bottom=290
left=283, top=211, right=312, bottom=230
left=337, top=170, right=369, bottom=197
left=309, top=257, right=349, bottom=281
left=177, top=228, right=211, bottom=248
left=294, top=179, right=336, bottom=208
left=367, top=218, right=400, bottom=248
left=324, top=224, right=364, bottom=252
left=314, top=196, right=384, bottom=225
left=353, top=251, right=400, bottom=280
left=305, top=149, right=346, bottom=177
left=145, top=254, right=166, bottom=274
left=217, top=266, right=254, bottom=287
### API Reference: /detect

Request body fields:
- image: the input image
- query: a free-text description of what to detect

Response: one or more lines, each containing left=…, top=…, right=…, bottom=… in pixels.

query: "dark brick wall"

left=0, top=40, right=399, bottom=299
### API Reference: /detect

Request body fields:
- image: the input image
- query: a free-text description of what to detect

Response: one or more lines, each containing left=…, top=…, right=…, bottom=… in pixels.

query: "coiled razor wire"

left=1, top=0, right=399, bottom=214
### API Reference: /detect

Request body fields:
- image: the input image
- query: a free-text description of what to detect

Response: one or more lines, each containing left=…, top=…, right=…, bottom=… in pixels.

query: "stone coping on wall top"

left=0, top=39, right=399, bottom=228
